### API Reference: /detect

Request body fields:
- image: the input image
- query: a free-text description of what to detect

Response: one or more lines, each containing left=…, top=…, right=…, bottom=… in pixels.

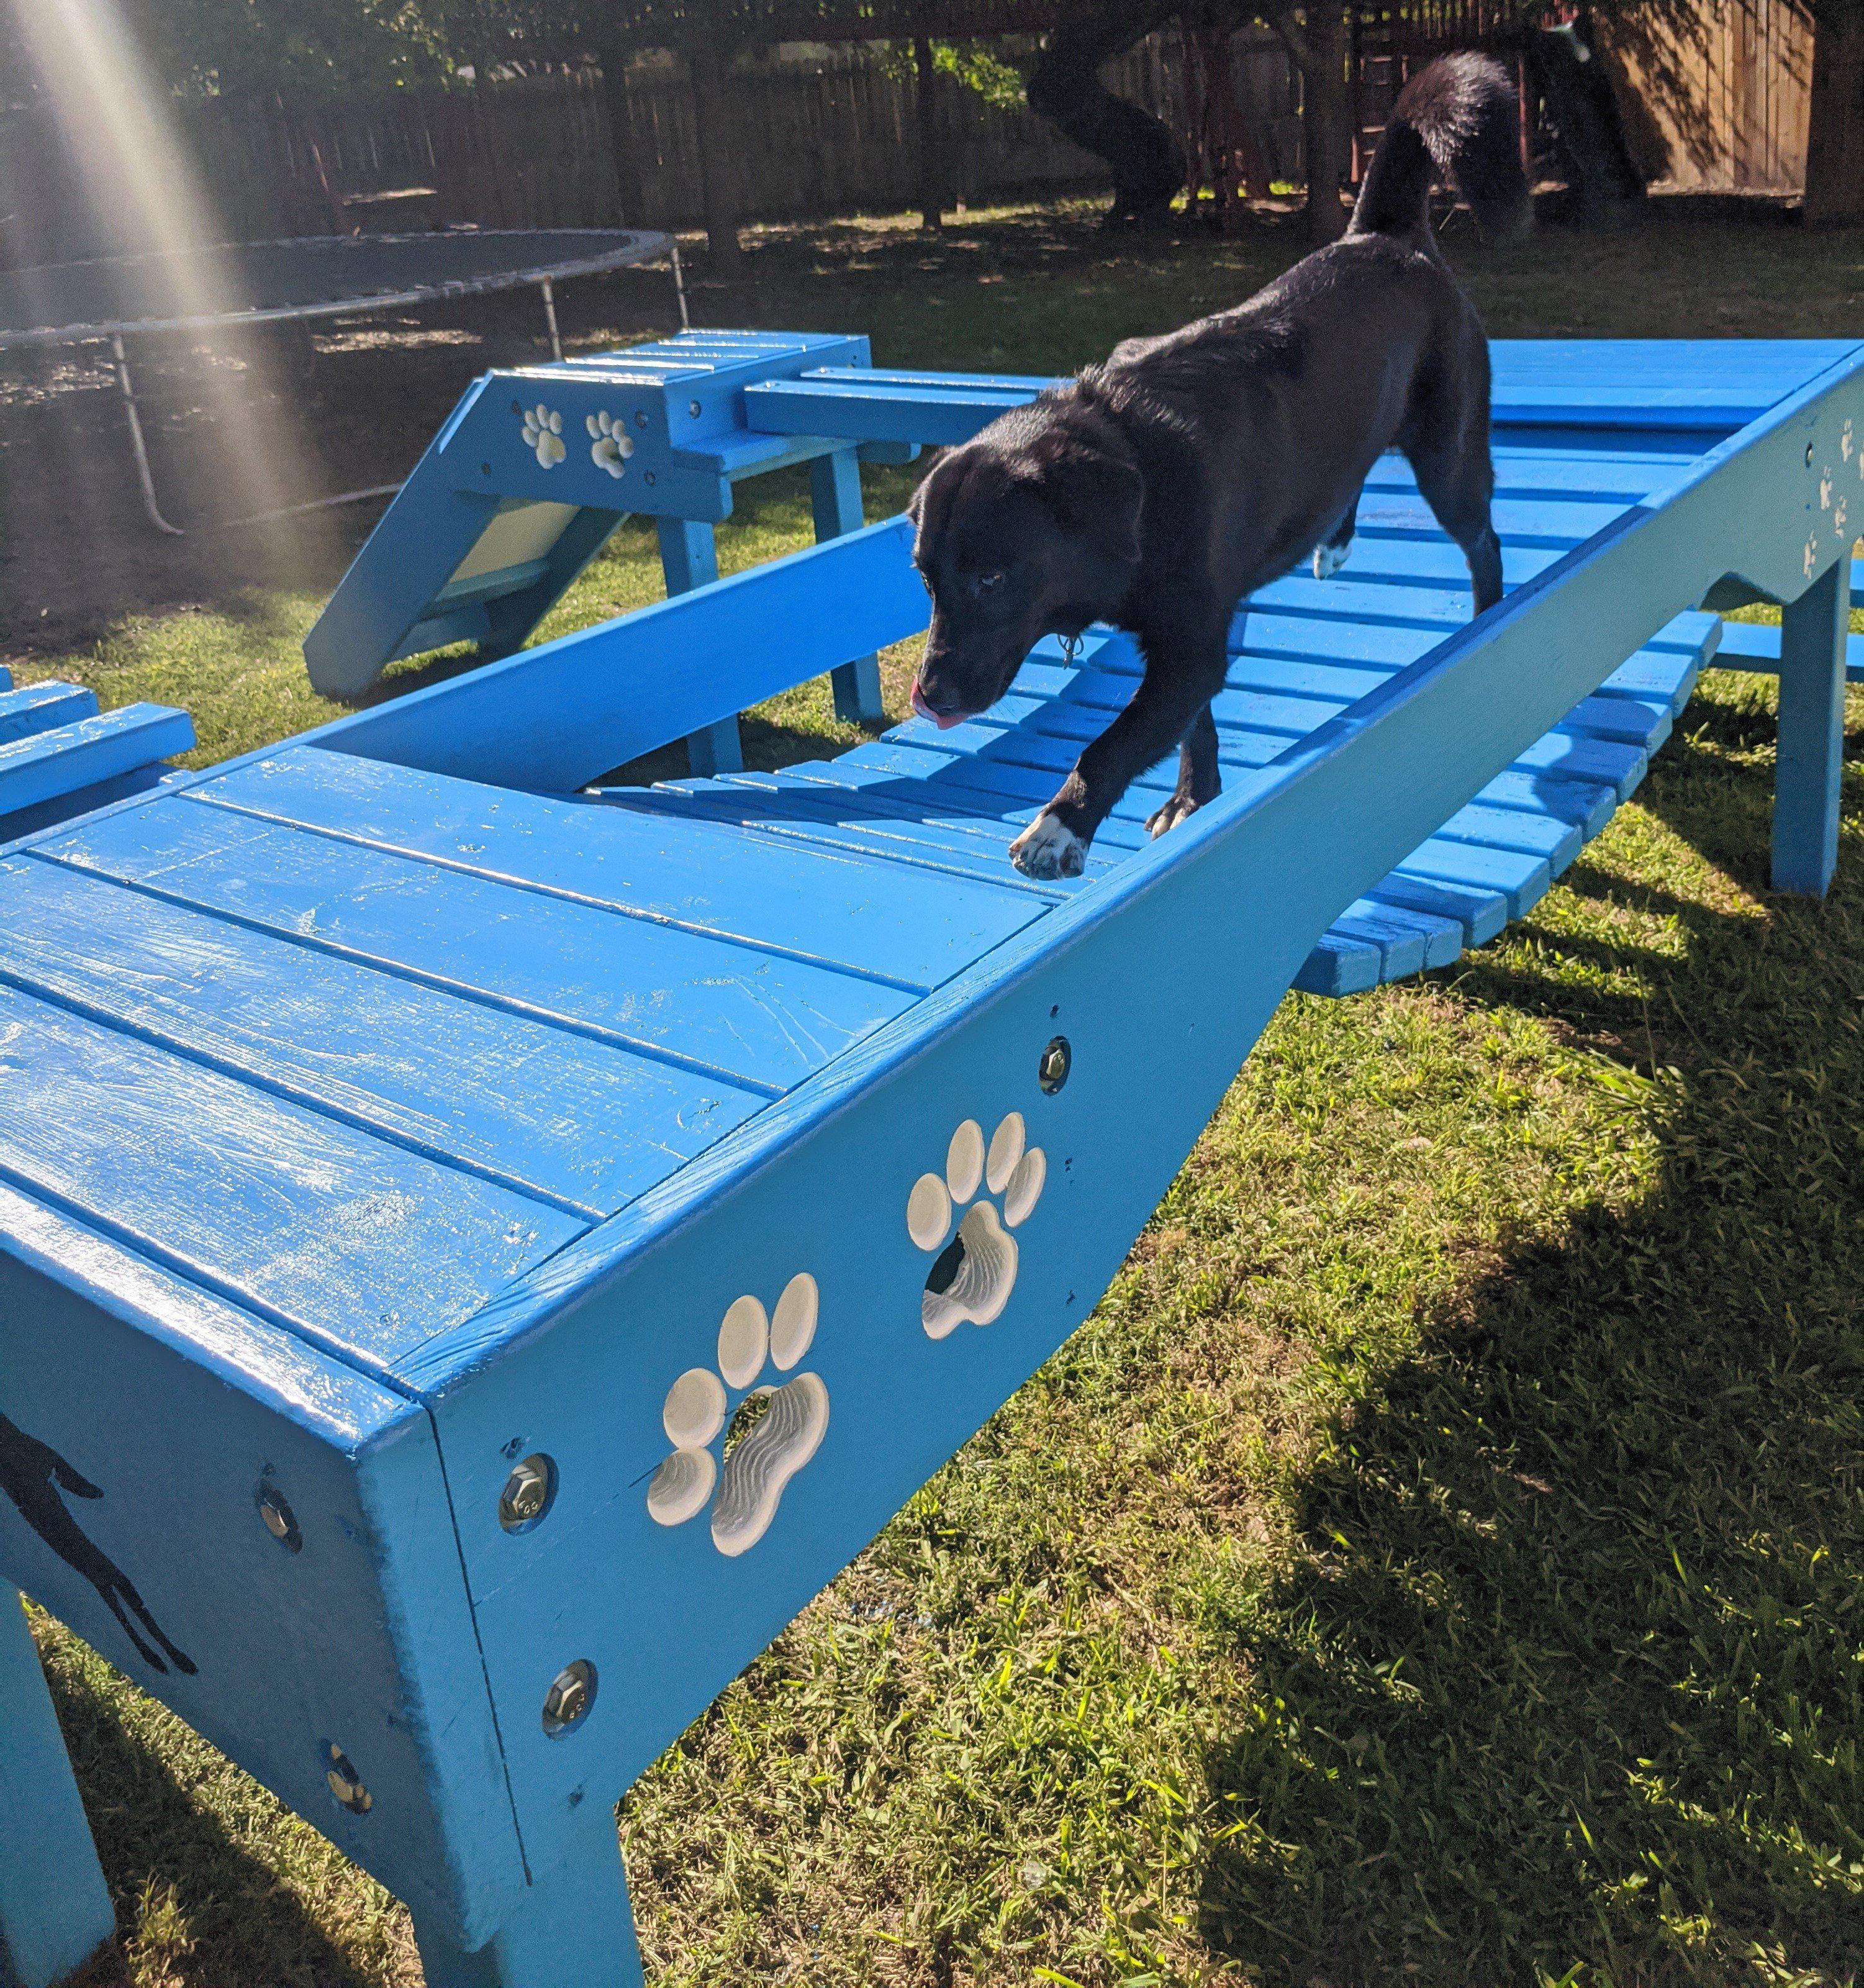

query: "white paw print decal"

left=646, top=1275, right=828, bottom=1557
left=586, top=409, right=636, bottom=479
left=1835, top=496, right=1848, bottom=539
left=1821, top=468, right=1834, bottom=511
left=1843, top=419, right=1854, bottom=465
left=522, top=402, right=567, bottom=468
left=907, top=1114, right=1046, bottom=1338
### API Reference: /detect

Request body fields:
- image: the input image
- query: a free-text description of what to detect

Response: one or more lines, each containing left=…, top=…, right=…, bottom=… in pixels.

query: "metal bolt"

left=634, top=410, right=649, bottom=429
left=510, top=398, right=522, bottom=415
left=1807, top=443, right=1816, bottom=465
left=498, top=1453, right=556, bottom=1534
left=325, top=1745, right=372, bottom=1813
left=1038, top=1035, right=1072, bottom=1095
left=643, top=470, right=656, bottom=486
left=257, top=1485, right=302, bottom=1553
left=542, top=1659, right=597, bottom=1738
left=688, top=399, right=702, bottom=417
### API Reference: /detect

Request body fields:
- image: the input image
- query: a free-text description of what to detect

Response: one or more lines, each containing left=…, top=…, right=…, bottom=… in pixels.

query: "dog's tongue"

left=911, top=682, right=967, bottom=730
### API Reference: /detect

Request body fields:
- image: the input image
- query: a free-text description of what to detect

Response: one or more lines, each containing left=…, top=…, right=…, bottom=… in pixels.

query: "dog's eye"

left=915, top=569, right=934, bottom=597
left=975, top=570, right=1005, bottom=592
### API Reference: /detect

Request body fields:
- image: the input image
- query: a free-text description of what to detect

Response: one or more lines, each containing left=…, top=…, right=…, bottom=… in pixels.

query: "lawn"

left=12, top=198, right=1864, bottom=1987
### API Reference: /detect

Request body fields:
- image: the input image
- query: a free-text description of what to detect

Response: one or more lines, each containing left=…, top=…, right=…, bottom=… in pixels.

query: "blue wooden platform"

left=0, top=667, right=193, bottom=844
left=1, top=338, right=1858, bottom=1988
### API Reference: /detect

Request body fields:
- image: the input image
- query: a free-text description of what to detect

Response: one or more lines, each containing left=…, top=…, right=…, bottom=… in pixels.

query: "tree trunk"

left=916, top=34, right=943, bottom=230
left=1029, top=0, right=1184, bottom=227
left=1805, top=2, right=1864, bottom=227
left=593, top=24, right=646, bottom=226
left=686, top=32, right=743, bottom=275
left=1298, top=4, right=1351, bottom=242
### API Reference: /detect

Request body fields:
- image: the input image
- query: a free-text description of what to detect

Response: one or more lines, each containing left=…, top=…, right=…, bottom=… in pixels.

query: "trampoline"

left=0, top=227, right=679, bottom=533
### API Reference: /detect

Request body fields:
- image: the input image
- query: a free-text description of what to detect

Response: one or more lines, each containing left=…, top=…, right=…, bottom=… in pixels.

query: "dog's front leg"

left=1010, top=631, right=1229, bottom=879
left=1144, top=702, right=1219, bottom=839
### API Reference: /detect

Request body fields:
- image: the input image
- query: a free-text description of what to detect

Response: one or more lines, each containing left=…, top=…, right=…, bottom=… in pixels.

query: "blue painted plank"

left=1509, top=731, right=1647, bottom=799
left=0, top=705, right=194, bottom=817
left=1433, top=800, right=1583, bottom=869
left=0, top=860, right=761, bottom=1221
left=0, top=1586, right=115, bottom=1987
left=1712, top=618, right=1864, bottom=684
left=1557, top=694, right=1673, bottom=749
left=0, top=764, right=173, bottom=847
left=0, top=982, right=585, bottom=1374
left=1472, top=768, right=1618, bottom=840
left=319, top=516, right=929, bottom=796
left=0, top=682, right=97, bottom=745
left=36, top=801, right=915, bottom=1097
left=192, top=749, right=1045, bottom=992
left=0, top=665, right=10, bottom=691
left=598, top=779, right=1077, bottom=899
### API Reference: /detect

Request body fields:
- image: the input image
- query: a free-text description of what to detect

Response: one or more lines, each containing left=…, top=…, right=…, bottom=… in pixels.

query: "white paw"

left=1009, top=813, right=1086, bottom=879
left=522, top=402, right=567, bottom=468
left=646, top=1274, right=828, bottom=1557
left=1312, top=533, right=1354, bottom=581
left=585, top=408, right=636, bottom=479
left=907, top=1114, right=1047, bottom=1338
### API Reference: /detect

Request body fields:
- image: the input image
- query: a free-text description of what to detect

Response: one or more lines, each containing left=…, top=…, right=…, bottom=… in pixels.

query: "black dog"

left=908, top=54, right=1531, bottom=879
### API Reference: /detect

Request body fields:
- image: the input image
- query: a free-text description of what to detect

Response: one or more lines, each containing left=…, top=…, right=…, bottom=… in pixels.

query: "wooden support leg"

left=0, top=1589, right=115, bottom=1988
left=410, top=1811, right=642, bottom=1988
left=1772, top=556, right=1853, bottom=896
left=811, top=450, right=885, bottom=725
left=657, top=518, right=743, bottom=776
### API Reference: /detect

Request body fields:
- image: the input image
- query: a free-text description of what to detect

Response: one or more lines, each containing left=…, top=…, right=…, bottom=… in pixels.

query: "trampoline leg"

left=670, top=241, right=692, bottom=332
left=657, top=518, right=743, bottom=775
left=111, top=335, right=183, bottom=538
left=540, top=278, right=564, bottom=363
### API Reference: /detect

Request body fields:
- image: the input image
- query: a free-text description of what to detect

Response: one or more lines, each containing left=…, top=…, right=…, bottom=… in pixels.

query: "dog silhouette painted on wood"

left=0, top=1410, right=196, bottom=1676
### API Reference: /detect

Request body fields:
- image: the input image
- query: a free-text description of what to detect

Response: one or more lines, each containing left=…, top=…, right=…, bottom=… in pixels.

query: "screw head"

left=634, top=410, right=649, bottom=429
left=257, top=1486, right=302, bottom=1553
left=1807, top=443, right=1816, bottom=465
left=542, top=1659, right=597, bottom=1737
left=325, top=1745, right=371, bottom=1813
left=1038, top=1035, right=1072, bottom=1095
left=498, top=1454, right=556, bottom=1533
left=688, top=398, right=702, bottom=417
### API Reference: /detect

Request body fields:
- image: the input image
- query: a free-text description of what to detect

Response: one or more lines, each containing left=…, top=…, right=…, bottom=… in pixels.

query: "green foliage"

left=124, top=0, right=448, bottom=101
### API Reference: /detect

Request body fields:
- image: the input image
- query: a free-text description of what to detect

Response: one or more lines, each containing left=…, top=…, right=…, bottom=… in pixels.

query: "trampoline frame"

left=1, top=228, right=684, bottom=536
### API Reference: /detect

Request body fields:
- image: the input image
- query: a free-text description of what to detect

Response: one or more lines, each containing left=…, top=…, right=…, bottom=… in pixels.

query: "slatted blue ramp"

left=2, top=340, right=1859, bottom=1988
left=610, top=427, right=1724, bottom=997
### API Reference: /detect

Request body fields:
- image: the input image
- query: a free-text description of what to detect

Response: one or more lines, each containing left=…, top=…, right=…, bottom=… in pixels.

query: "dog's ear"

left=1026, top=442, right=1144, bottom=568
left=908, top=449, right=968, bottom=565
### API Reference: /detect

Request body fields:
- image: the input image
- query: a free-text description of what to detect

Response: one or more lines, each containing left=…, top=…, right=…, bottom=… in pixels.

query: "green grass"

left=15, top=200, right=1864, bottom=1986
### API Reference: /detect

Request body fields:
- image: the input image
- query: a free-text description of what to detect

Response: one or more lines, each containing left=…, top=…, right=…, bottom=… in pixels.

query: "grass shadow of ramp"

left=31, top=1607, right=415, bottom=1987
left=1200, top=736, right=1864, bottom=1984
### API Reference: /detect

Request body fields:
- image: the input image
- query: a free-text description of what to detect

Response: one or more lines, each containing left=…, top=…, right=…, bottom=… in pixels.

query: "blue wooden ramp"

left=1, top=341, right=1858, bottom=1988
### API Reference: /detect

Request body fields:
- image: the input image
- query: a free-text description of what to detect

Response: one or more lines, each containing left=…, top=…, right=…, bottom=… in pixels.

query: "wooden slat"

left=0, top=981, right=584, bottom=1374
left=0, top=860, right=761, bottom=1221
left=35, top=801, right=916, bottom=1098
left=192, top=749, right=1044, bottom=994
left=0, top=705, right=193, bottom=817
left=0, top=682, right=97, bottom=746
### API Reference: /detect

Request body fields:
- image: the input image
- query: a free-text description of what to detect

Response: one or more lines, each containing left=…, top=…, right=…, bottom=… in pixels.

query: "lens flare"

left=7, top=0, right=323, bottom=542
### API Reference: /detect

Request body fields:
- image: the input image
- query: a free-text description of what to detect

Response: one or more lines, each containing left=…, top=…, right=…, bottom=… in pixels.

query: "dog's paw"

left=1144, top=794, right=1201, bottom=838
left=908, top=1114, right=1046, bottom=1338
left=1009, top=813, right=1086, bottom=879
left=1312, top=534, right=1354, bottom=581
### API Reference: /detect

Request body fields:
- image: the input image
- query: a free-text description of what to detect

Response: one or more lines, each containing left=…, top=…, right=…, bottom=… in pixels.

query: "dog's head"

left=907, top=411, right=1143, bottom=728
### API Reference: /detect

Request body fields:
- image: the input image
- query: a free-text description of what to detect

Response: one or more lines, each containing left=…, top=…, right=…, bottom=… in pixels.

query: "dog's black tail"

left=1350, top=53, right=1532, bottom=243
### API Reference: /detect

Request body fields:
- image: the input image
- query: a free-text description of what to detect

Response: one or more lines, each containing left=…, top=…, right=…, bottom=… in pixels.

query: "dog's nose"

left=910, top=679, right=969, bottom=730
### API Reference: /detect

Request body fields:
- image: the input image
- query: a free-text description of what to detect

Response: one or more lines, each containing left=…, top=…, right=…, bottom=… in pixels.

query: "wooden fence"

left=0, top=39, right=1259, bottom=268
left=1597, top=0, right=1814, bottom=193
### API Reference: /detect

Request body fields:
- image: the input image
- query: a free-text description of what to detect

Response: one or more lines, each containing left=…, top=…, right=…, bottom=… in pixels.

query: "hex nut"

left=1038, top=1035, right=1072, bottom=1095
left=499, top=1454, right=556, bottom=1534
left=542, top=1659, right=597, bottom=1737
left=257, top=1486, right=302, bottom=1553
left=325, top=1745, right=371, bottom=1813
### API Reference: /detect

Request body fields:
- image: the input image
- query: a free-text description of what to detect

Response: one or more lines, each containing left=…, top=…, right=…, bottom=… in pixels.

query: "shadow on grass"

left=1199, top=743, right=1864, bottom=1982
left=38, top=1634, right=387, bottom=1988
